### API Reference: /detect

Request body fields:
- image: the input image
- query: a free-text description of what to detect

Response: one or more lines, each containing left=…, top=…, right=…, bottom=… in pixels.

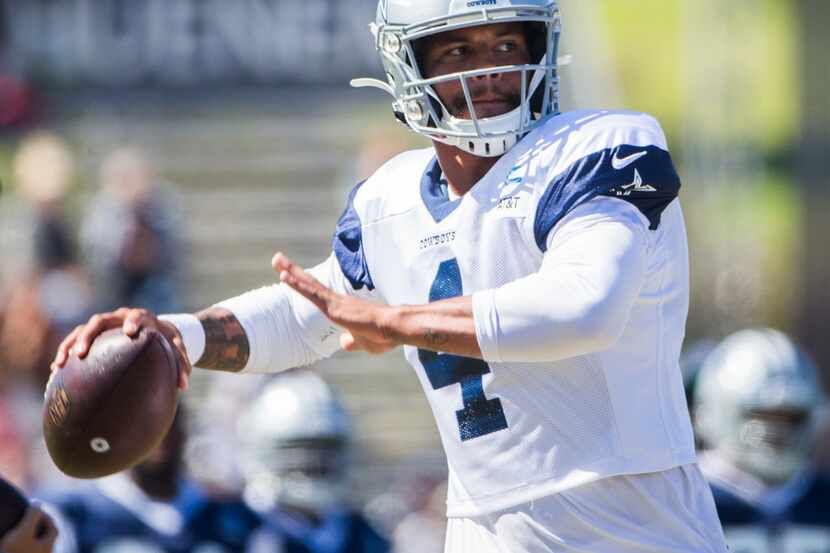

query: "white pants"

left=445, top=464, right=728, bottom=553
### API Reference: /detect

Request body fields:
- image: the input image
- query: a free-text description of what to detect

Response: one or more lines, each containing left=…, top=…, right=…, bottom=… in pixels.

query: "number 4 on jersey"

left=417, top=259, right=509, bottom=441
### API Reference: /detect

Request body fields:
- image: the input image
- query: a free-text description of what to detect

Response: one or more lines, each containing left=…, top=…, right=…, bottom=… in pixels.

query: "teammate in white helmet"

left=54, top=1, right=729, bottom=551
left=238, top=370, right=390, bottom=553
left=695, top=328, right=830, bottom=553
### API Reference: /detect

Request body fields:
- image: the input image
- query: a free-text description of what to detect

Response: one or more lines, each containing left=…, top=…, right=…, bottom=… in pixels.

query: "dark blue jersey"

left=39, top=477, right=309, bottom=553
left=265, top=508, right=390, bottom=553
left=708, top=472, right=830, bottom=553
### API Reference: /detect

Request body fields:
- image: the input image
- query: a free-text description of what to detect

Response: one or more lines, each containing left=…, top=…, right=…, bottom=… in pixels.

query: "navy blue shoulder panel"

left=533, top=144, right=681, bottom=252
left=333, top=180, right=375, bottom=291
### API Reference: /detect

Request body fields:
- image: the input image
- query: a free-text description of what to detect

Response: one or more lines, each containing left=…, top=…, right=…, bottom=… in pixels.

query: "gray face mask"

left=732, top=409, right=814, bottom=484
left=243, top=438, right=351, bottom=515
left=351, top=0, right=562, bottom=157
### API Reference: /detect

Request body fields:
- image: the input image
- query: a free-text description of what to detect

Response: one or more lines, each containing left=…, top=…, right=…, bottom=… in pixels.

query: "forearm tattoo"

left=423, top=328, right=450, bottom=348
left=196, top=307, right=250, bottom=372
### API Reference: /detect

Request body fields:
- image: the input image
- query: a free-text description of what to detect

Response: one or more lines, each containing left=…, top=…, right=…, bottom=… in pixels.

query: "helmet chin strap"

left=436, top=107, right=524, bottom=157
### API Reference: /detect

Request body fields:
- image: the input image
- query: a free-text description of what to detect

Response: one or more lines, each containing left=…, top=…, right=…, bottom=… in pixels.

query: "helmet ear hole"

left=529, top=81, right=546, bottom=116
left=410, top=36, right=428, bottom=72
left=524, top=22, right=548, bottom=63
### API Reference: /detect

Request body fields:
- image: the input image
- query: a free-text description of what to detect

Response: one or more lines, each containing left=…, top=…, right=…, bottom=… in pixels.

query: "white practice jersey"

left=219, top=109, right=697, bottom=517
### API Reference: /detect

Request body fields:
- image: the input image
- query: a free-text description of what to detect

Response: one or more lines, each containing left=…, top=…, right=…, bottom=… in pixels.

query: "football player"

left=695, top=328, right=830, bottom=553
left=40, top=409, right=297, bottom=553
left=238, top=370, right=390, bottom=553
left=53, top=1, right=729, bottom=551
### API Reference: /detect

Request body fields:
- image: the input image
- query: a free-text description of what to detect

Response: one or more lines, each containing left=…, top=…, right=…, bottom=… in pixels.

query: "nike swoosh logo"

left=612, top=150, right=648, bottom=170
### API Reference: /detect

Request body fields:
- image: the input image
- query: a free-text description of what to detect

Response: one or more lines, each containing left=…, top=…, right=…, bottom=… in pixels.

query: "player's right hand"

left=0, top=503, right=57, bottom=553
left=51, top=307, right=192, bottom=391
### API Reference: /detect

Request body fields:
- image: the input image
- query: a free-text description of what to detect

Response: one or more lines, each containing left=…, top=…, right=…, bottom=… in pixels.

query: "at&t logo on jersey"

left=496, top=196, right=521, bottom=210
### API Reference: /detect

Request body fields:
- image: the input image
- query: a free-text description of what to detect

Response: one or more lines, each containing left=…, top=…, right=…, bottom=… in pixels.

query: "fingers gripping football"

left=52, top=308, right=191, bottom=391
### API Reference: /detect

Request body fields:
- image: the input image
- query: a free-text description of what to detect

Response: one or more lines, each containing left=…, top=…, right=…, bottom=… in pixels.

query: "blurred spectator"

left=81, top=148, right=183, bottom=314
left=0, top=12, right=37, bottom=130
left=694, top=328, right=830, bottom=550
left=0, top=132, right=93, bottom=389
left=0, top=75, right=36, bottom=130
left=0, top=395, right=29, bottom=489
left=40, top=407, right=271, bottom=553
left=239, top=370, right=390, bottom=553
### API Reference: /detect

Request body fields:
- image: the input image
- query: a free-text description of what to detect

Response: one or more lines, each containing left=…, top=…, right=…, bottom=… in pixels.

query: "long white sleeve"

left=214, top=254, right=354, bottom=373
left=473, top=198, right=649, bottom=363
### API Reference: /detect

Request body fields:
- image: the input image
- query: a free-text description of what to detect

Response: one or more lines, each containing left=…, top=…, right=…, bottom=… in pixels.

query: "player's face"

left=417, top=22, right=531, bottom=120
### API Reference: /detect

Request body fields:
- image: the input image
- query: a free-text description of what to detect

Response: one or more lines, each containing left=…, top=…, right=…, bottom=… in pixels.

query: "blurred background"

left=0, top=0, right=828, bottom=551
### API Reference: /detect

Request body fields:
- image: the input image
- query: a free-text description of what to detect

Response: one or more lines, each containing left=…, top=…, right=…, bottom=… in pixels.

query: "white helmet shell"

left=694, top=328, right=826, bottom=483
left=354, top=0, right=562, bottom=157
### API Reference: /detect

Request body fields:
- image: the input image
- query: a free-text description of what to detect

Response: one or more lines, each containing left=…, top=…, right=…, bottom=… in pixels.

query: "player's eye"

left=446, top=45, right=468, bottom=57
left=496, top=41, right=516, bottom=53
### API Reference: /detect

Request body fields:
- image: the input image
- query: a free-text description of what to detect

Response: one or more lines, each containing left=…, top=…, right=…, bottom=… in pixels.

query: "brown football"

left=43, top=327, right=179, bottom=479
left=0, top=477, right=28, bottom=537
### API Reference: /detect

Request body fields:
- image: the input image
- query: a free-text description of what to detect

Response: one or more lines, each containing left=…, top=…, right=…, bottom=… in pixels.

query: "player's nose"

left=472, top=66, right=503, bottom=82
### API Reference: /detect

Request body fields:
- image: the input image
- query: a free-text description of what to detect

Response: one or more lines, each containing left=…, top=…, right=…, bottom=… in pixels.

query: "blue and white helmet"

left=237, top=370, right=353, bottom=514
left=694, top=328, right=827, bottom=483
left=353, top=0, right=562, bottom=157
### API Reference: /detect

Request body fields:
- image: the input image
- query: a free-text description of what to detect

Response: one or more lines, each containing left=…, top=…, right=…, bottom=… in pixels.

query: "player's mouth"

left=470, top=99, right=516, bottom=119
left=447, top=87, right=520, bottom=119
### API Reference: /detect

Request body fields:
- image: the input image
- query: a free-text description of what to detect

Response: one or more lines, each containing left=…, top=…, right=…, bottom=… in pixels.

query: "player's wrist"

left=157, top=313, right=206, bottom=366
left=376, top=305, right=405, bottom=346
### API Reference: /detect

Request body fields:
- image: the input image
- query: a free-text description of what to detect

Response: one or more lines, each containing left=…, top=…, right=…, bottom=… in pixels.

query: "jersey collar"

left=420, top=156, right=462, bottom=223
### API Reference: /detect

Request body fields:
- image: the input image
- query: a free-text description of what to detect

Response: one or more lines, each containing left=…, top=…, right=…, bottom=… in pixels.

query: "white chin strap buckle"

left=449, top=134, right=518, bottom=157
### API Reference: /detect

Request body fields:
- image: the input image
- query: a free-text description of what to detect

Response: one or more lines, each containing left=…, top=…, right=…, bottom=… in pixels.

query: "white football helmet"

left=694, top=328, right=827, bottom=483
left=237, top=370, right=353, bottom=514
left=352, top=0, right=562, bottom=157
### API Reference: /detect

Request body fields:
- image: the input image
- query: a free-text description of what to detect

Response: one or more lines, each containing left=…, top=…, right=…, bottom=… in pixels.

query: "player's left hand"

left=273, top=253, right=399, bottom=354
